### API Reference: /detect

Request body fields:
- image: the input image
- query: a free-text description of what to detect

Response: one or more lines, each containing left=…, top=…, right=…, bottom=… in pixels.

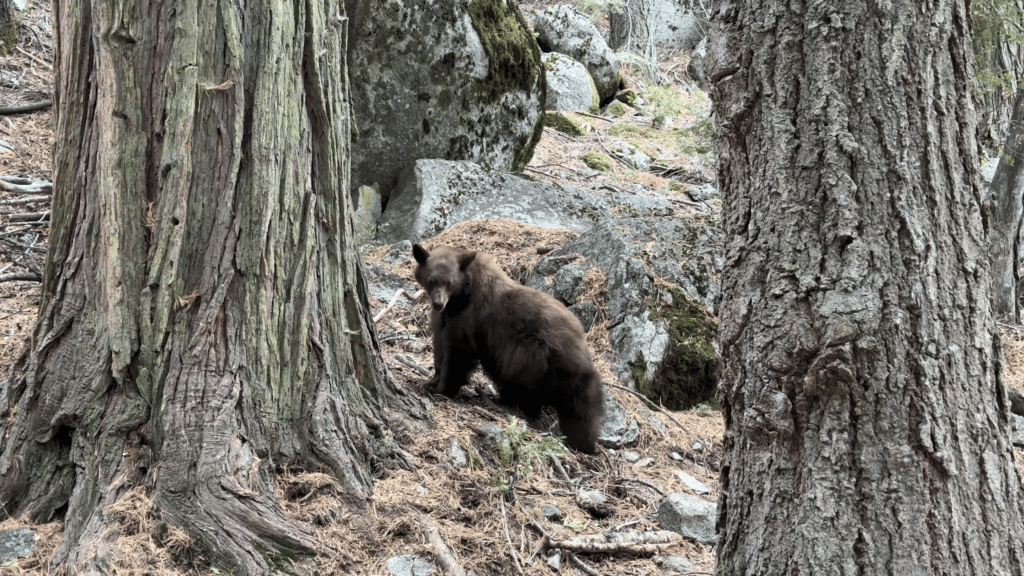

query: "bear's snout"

left=430, top=287, right=450, bottom=311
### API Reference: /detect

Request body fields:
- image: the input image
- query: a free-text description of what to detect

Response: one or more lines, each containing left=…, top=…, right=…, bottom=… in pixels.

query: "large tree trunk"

left=0, top=0, right=15, bottom=55
left=0, top=0, right=415, bottom=573
left=706, top=0, right=1024, bottom=573
left=988, top=90, right=1024, bottom=321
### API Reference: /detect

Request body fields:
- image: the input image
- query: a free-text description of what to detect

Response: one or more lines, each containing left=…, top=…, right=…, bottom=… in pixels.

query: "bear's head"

left=412, top=244, right=477, bottom=312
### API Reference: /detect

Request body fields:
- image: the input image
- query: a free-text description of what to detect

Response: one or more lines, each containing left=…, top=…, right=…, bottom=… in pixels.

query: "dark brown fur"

left=413, top=244, right=605, bottom=453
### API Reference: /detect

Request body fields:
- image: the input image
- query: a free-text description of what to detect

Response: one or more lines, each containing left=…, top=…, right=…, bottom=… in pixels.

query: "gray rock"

left=648, top=415, right=667, bottom=435
left=610, top=0, right=710, bottom=51
left=347, top=0, right=545, bottom=200
left=598, top=394, right=640, bottom=448
left=609, top=311, right=670, bottom=384
left=622, top=451, right=641, bottom=463
left=541, top=503, right=564, bottom=521
left=658, top=554, right=696, bottom=574
left=449, top=439, right=469, bottom=468
left=551, top=263, right=587, bottom=305
left=542, top=53, right=599, bottom=113
left=633, top=457, right=653, bottom=468
left=687, top=37, right=708, bottom=88
left=657, top=493, right=717, bottom=545
left=384, top=240, right=413, bottom=264
left=531, top=217, right=722, bottom=401
left=675, top=471, right=711, bottom=495
left=687, top=183, right=720, bottom=203
left=567, top=301, right=599, bottom=332
left=577, top=489, right=613, bottom=518
left=610, top=142, right=652, bottom=171
left=546, top=550, right=563, bottom=569
left=387, top=554, right=435, bottom=576
left=475, top=424, right=512, bottom=456
left=377, top=160, right=610, bottom=243
left=364, top=264, right=419, bottom=308
left=1012, top=414, right=1024, bottom=447
left=0, top=528, right=36, bottom=564
left=534, top=6, right=621, bottom=101
left=353, top=185, right=383, bottom=245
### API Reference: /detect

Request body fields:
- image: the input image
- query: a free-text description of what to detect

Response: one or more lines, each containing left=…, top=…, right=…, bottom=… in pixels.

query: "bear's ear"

left=458, top=251, right=477, bottom=270
left=412, top=244, right=429, bottom=265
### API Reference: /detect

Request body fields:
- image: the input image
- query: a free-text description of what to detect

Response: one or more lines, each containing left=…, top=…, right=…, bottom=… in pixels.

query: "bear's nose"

left=432, top=301, right=444, bottom=311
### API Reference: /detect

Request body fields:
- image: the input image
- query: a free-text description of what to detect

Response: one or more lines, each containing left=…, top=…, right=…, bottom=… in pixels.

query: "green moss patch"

left=583, top=152, right=614, bottom=172
left=467, top=0, right=546, bottom=171
left=606, top=100, right=632, bottom=118
left=636, top=289, right=720, bottom=410
left=615, top=88, right=638, bottom=105
left=544, top=111, right=591, bottom=137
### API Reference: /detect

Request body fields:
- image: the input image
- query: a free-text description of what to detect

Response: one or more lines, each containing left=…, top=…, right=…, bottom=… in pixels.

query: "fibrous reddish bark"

left=0, top=0, right=415, bottom=573
left=706, top=0, right=1024, bottom=573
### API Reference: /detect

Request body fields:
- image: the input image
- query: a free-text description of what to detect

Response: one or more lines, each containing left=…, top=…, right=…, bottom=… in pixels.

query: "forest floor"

left=3, top=1, right=1024, bottom=575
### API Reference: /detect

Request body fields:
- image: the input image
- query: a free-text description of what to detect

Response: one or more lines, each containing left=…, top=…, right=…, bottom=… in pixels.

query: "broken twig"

left=393, top=354, right=431, bottom=377
left=418, top=514, right=467, bottom=576
left=373, top=288, right=423, bottom=322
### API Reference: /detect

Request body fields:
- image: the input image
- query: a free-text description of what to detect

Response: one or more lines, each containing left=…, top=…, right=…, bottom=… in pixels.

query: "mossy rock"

left=606, top=100, right=633, bottom=118
left=616, top=88, right=638, bottom=105
left=583, top=152, right=614, bottom=172
left=544, top=111, right=591, bottom=137
left=635, top=289, right=719, bottom=410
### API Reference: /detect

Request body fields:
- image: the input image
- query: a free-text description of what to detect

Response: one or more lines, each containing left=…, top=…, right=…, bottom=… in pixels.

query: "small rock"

left=658, top=554, right=695, bottom=573
left=546, top=550, right=563, bottom=569
left=475, top=424, right=512, bottom=456
left=1012, top=414, right=1024, bottom=447
left=0, top=528, right=37, bottom=564
left=670, top=451, right=684, bottom=461
left=657, top=493, right=717, bottom=545
left=353, top=184, right=383, bottom=244
left=387, top=554, right=435, bottom=576
left=648, top=415, right=667, bottom=436
left=598, top=395, right=641, bottom=448
left=541, top=503, right=564, bottom=521
left=686, top=184, right=720, bottom=202
left=416, top=485, right=429, bottom=496
left=675, top=471, right=711, bottom=495
left=578, top=489, right=613, bottom=519
left=384, top=240, right=413, bottom=264
left=622, top=451, right=640, bottom=463
left=449, top=439, right=469, bottom=468
left=692, top=442, right=704, bottom=453
left=633, top=457, right=653, bottom=468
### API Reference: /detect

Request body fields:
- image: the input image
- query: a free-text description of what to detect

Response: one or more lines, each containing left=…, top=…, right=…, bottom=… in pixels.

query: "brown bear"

left=412, top=243, right=605, bottom=454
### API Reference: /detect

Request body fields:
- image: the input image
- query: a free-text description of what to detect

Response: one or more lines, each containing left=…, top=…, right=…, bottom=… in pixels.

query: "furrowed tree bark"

left=0, top=0, right=416, bottom=573
left=988, top=90, right=1024, bottom=321
left=707, top=0, right=1024, bottom=573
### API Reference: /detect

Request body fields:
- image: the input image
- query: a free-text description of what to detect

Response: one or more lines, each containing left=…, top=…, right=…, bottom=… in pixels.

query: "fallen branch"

left=8, top=211, right=50, bottom=222
left=0, top=101, right=52, bottom=115
left=0, top=195, right=51, bottom=206
left=568, top=552, right=604, bottom=576
left=393, top=354, right=430, bottom=377
left=15, top=46, right=53, bottom=71
left=373, top=288, right=422, bottom=322
left=0, top=177, right=52, bottom=195
left=498, top=497, right=526, bottom=575
left=603, top=381, right=704, bottom=444
left=0, top=272, right=42, bottom=283
left=418, top=515, right=467, bottom=576
left=542, top=530, right=681, bottom=556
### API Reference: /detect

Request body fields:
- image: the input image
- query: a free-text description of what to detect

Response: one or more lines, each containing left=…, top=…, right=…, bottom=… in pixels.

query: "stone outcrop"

left=533, top=5, right=621, bottom=101
left=346, top=0, right=546, bottom=199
